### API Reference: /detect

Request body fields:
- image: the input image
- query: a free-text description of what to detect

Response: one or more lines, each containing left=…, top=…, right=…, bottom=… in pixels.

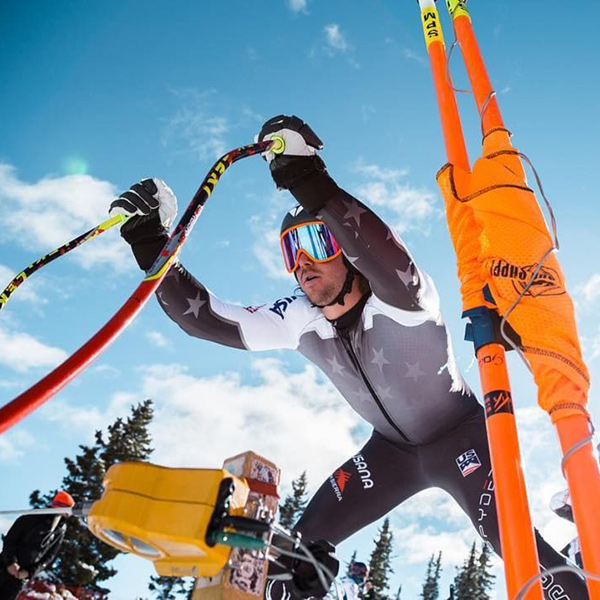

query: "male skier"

left=111, top=115, right=587, bottom=599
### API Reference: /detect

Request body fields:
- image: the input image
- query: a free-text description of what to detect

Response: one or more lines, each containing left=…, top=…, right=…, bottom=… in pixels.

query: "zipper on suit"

left=337, top=329, right=411, bottom=443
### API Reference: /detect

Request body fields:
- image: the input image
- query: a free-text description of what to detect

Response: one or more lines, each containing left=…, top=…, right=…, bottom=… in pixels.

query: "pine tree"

left=278, top=471, right=309, bottom=529
left=366, top=518, right=394, bottom=600
left=453, top=541, right=494, bottom=600
left=475, top=542, right=495, bottom=599
left=30, top=400, right=155, bottom=587
left=149, top=575, right=193, bottom=599
left=421, top=552, right=442, bottom=600
left=453, top=542, right=478, bottom=600
left=346, top=550, right=358, bottom=577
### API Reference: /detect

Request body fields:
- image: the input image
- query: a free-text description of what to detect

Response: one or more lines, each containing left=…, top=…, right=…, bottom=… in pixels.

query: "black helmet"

left=280, top=205, right=320, bottom=236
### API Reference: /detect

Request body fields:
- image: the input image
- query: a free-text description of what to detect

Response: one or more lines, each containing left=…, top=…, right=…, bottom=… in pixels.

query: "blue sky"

left=1, top=0, right=599, bottom=598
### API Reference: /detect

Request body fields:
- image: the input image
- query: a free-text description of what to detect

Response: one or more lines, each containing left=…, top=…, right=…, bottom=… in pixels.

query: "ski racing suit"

left=152, top=172, right=587, bottom=599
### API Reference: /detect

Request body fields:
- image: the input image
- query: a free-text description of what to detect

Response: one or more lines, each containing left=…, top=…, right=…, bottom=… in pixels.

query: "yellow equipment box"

left=87, top=462, right=249, bottom=577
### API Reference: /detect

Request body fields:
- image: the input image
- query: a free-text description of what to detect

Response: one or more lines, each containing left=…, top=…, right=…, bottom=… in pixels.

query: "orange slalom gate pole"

left=444, top=0, right=504, bottom=133
left=476, top=343, right=543, bottom=599
left=445, top=2, right=600, bottom=595
left=418, top=0, right=470, bottom=172
left=416, top=2, right=542, bottom=597
left=556, top=415, right=600, bottom=598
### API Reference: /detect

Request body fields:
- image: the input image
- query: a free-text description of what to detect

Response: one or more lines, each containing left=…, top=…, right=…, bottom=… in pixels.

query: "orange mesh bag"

left=437, top=128, right=589, bottom=422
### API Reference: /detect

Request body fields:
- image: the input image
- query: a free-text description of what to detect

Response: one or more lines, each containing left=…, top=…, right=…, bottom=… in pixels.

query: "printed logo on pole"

left=456, top=449, right=482, bottom=477
left=484, top=389, right=514, bottom=417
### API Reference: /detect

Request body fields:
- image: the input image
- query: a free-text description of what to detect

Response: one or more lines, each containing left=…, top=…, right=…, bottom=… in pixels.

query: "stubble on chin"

left=303, top=281, right=339, bottom=307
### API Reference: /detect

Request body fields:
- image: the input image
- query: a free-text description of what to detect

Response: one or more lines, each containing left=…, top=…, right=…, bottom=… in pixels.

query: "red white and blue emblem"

left=456, top=449, right=482, bottom=477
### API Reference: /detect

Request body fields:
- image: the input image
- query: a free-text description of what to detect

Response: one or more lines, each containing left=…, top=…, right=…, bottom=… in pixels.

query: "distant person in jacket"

left=0, top=491, right=74, bottom=600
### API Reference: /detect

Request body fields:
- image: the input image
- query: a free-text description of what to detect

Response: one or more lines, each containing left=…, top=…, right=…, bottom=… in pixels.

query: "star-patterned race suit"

left=151, top=173, right=587, bottom=599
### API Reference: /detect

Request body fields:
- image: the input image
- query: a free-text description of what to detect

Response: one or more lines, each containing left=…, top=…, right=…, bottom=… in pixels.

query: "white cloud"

left=0, top=325, right=67, bottom=372
left=118, top=358, right=363, bottom=491
left=40, top=398, right=109, bottom=433
left=360, top=104, right=376, bottom=122
left=250, top=191, right=294, bottom=281
left=0, top=164, right=129, bottom=271
left=94, top=363, right=121, bottom=377
left=288, top=0, right=308, bottom=14
left=0, top=263, right=47, bottom=308
left=0, top=430, right=36, bottom=464
left=402, top=48, right=426, bottom=65
left=324, top=24, right=349, bottom=53
left=353, top=161, right=439, bottom=233
left=576, top=273, right=600, bottom=306
left=145, top=330, right=172, bottom=349
left=393, top=521, right=477, bottom=565
left=162, top=89, right=229, bottom=160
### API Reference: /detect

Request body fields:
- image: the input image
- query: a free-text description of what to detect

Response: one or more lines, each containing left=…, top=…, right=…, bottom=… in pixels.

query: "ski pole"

left=0, top=504, right=92, bottom=518
left=416, top=2, right=543, bottom=598
left=0, top=140, right=279, bottom=435
left=444, top=2, right=600, bottom=596
left=0, top=213, right=128, bottom=314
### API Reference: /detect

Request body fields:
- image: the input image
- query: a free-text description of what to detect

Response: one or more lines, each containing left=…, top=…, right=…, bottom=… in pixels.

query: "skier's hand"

left=111, top=178, right=178, bottom=271
left=7, top=563, right=19, bottom=577
left=16, top=569, right=29, bottom=580
left=257, top=116, right=328, bottom=191
left=257, top=115, right=323, bottom=164
left=109, top=178, right=177, bottom=229
left=290, top=539, right=339, bottom=598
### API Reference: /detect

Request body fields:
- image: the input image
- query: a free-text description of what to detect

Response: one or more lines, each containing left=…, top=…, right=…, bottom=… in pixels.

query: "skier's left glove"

left=289, top=539, right=339, bottom=598
left=109, top=178, right=178, bottom=271
left=257, top=115, right=328, bottom=191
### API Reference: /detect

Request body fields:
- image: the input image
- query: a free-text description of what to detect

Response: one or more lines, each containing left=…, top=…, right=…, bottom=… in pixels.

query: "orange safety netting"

left=437, top=128, right=589, bottom=422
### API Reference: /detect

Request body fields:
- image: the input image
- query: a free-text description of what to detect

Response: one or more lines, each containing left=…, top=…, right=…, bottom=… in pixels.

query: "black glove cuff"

left=120, top=212, right=169, bottom=271
left=270, top=155, right=327, bottom=191
left=291, top=171, right=340, bottom=215
left=290, top=539, right=339, bottom=598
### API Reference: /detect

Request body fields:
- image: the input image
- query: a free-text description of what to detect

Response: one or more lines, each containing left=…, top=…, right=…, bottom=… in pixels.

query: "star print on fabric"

left=371, top=348, right=391, bottom=373
left=405, top=361, right=425, bottom=382
left=183, top=291, right=206, bottom=318
left=375, top=385, right=393, bottom=401
left=157, top=291, right=168, bottom=306
left=345, top=255, right=360, bottom=267
left=352, top=389, right=373, bottom=405
left=396, top=267, right=418, bottom=288
left=343, top=200, right=367, bottom=226
left=343, top=222, right=360, bottom=239
left=326, top=355, right=346, bottom=376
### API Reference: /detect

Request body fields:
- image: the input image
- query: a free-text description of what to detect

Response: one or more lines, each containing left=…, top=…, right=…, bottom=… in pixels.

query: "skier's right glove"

left=109, top=178, right=178, bottom=271
left=257, top=115, right=328, bottom=192
left=289, top=539, right=339, bottom=598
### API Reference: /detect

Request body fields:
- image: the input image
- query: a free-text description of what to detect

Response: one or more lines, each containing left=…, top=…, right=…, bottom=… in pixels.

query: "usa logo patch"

left=456, top=449, right=481, bottom=477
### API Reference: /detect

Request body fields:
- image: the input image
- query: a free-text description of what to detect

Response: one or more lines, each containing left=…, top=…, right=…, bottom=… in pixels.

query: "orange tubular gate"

left=416, top=1, right=542, bottom=597
left=445, top=1, right=600, bottom=597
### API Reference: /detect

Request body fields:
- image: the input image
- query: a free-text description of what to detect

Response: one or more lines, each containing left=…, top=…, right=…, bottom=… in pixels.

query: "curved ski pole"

left=0, top=141, right=273, bottom=435
left=0, top=213, right=128, bottom=314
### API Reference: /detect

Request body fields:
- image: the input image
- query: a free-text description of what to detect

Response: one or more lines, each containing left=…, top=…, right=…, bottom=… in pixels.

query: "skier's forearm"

left=289, top=173, right=424, bottom=311
left=156, top=263, right=248, bottom=350
left=156, top=263, right=299, bottom=351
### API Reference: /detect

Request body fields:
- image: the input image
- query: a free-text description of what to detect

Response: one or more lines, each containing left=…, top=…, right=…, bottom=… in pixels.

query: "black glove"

left=257, top=115, right=328, bottom=191
left=290, top=539, right=339, bottom=598
left=110, top=178, right=178, bottom=271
